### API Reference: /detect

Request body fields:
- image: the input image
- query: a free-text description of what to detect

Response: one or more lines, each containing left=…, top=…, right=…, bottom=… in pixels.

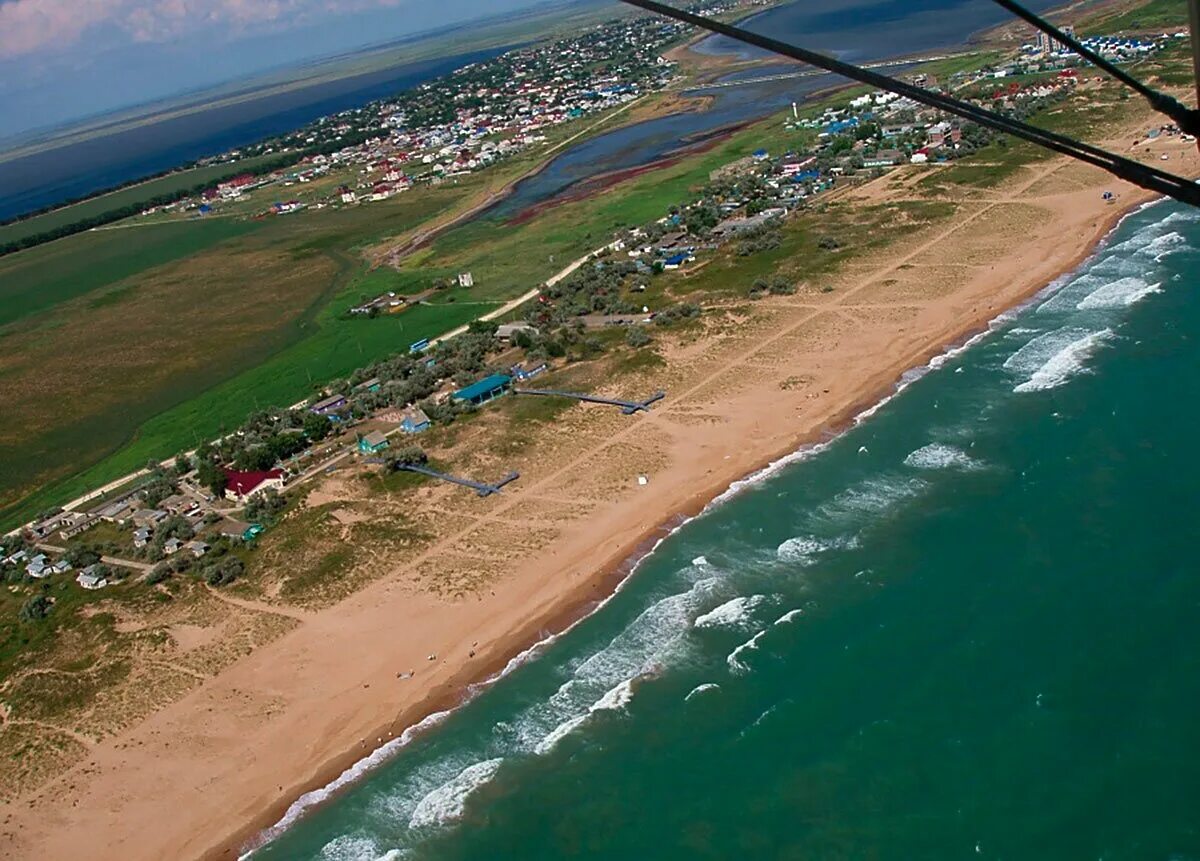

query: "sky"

left=0, top=0, right=561, bottom=141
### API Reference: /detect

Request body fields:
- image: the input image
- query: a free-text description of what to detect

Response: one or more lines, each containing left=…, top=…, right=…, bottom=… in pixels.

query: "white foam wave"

left=535, top=678, right=635, bottom=754
left=1076, top=277, right=1162, bottom=310
left=727, top=630, right=767, bottom=675
left=904, top=443, right=983, bottom=471
left=534, top=713, right=589, bottom=755
left=813, top=476, right=926, bottom=527
left=776, top=534, right=858, bottom=565
left=408, top=758, right=503, bottom=830
left=692, top=555, right=709, bottom=566
left=318, top=836, right=381, bottom=861
left=592, top=677, right=636, bottom=712
left=685, top=683, right=720, bottom=701
left=1013, top=329, right=1114, bottom=393
left=774, top=608, right=804, bottom=625
left=694, top=595, right=769, bottom=630
left=243, top=709, right=453, bottom=856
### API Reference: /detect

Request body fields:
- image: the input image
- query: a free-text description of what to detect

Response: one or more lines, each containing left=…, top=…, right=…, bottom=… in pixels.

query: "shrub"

left=386, top=446, right=428, bottom=469
left=204, top=556, right=243, bottom=587
left=19, top=595, right=53, bottom=622
left=768, top=276, right=796, bottom=296
left=146, top=565, right=171, bottom=585
left=626, top=326, right=652, bottom=348
left=817, top=236, right=840, bottom=250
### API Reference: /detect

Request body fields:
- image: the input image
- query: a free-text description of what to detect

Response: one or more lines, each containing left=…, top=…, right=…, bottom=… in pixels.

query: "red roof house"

left=222, top=468, right=285, bottom=500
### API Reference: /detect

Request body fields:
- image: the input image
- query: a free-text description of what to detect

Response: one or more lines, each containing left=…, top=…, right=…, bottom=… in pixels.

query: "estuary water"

left=249, top=201, right=1200, bottom=857
left=488, top=0, right=1060, bottom=219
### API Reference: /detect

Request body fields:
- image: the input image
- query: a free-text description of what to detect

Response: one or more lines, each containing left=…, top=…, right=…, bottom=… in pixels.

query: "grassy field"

left=1079, top=0, right=1192, bottom=34
left=0, top=182, right=481, bottom=526
left=0, top=153, right=286, bottom=246
left=0, top=218, right=262, bottom=327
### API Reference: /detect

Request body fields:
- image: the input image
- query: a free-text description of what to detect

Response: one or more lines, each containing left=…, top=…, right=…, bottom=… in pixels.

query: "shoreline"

left=6, top=102, right=1194, bottom=861
left=217, top=184, right=1155, bottom=860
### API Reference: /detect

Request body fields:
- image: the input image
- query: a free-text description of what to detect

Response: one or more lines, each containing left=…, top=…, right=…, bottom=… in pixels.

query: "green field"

left=0, top=182, right=481, bottom=527
left=0, top=154, right=286, bottom=247
left=1080, top=0, right=1191, bottom=34
left=0, top=218, right=262, bottom=327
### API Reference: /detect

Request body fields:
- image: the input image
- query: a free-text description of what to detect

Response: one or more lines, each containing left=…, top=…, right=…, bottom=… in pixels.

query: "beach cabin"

left=400, top=407, right=431, bottom=434
left=358, top=431, right=390, bottom=455
left=77, top=565, right=108, bottom=590
left=663, top=252, right=694, bottom=270
left=452, top=374, right=512, bottom=407
left=310, top=394, right=347, bottom=416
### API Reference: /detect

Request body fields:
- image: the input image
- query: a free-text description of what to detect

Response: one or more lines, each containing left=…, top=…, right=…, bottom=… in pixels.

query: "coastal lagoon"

left=250, top=202, right=1200, bottom=856
left=1, top=0, right=1062, bottom=224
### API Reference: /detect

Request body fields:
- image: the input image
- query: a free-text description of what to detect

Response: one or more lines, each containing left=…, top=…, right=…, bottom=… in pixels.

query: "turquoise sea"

left=251, top=199, right=1200, bottom=860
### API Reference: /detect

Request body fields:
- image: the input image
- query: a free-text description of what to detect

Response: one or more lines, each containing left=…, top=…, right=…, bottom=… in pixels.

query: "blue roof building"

left=400, top=407, right=431, bottom=433
left=451, top=374, right=512, bottom=406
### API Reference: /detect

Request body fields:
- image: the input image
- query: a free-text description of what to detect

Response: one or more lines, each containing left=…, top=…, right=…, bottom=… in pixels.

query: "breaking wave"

left=727, top=630, right=767, bottom=675
left=1010, top=328, right=1115, bottom=393
left=694, top=595, right=770, bottom=630
left=408, top=759, right=503, bottom=830
left=685, top=683, right=720, bottom=701
left=1076, top=277, right=1162, bottom=310
left=904, top=443, right=984, bottom=471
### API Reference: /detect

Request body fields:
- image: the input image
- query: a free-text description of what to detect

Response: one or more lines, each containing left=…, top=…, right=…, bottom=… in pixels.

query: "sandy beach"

left=1, top=112, right=1195, bottom=859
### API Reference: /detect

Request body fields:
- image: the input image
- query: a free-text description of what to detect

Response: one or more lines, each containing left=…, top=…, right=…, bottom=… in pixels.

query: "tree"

left=174, top=453, right=192, bottom=476
left=146, top=564, right=170, bottom=585
left=244, top=489, right=286, bottom=525
left=140, top=474, right=177, bottom=508
left=302, top=411, right=333, bottom=442
left=19, top=595, right=53, bottom=622
left=65, top=546, right=101, bottom=568
left=196, top=459, right=227, bottom=498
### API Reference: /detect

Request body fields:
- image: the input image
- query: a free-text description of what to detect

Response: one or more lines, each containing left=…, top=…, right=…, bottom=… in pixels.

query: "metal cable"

left=987, top=0, right=1199, bottom=136
left=617, top=0, right=1200, bottom=206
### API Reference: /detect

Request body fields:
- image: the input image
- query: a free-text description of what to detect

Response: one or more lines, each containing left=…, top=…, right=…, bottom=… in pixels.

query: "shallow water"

left=251, top=202, right=1200, bottom=858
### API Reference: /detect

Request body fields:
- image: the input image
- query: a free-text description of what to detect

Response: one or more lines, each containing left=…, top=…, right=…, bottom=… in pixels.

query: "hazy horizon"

left=0, top=0, right=596, bottom=142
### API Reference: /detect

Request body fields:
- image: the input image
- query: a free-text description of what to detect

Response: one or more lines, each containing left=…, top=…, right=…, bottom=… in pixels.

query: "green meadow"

left=0, top=153, right=286, bottom=247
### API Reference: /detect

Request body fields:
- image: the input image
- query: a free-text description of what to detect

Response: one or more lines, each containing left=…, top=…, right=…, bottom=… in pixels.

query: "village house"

left=77, top=565, right=109, bottom=590
left=358, top=431, right=390, bottom=455
left=399, top=407, right=431, bottom=434
left=223, top=468, right=286, bottom=502
left=310, top=394, right=348, bottom=415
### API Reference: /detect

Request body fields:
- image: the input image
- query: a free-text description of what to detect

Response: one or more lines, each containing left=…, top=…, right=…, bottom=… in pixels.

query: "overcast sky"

left=0, top=0, right=562, bottom=140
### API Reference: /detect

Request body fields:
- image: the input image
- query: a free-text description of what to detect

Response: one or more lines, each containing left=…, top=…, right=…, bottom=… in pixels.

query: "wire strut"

left=618, top=0, right=1200, bottom=207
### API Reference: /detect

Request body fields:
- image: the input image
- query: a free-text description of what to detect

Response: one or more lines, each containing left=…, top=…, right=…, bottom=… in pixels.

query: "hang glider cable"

left=616, top=0, right=1200, bottom=207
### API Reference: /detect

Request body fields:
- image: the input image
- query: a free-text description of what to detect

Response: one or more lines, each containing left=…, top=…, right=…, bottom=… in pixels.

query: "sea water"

left=252, top=200, right=1200, bottom=859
